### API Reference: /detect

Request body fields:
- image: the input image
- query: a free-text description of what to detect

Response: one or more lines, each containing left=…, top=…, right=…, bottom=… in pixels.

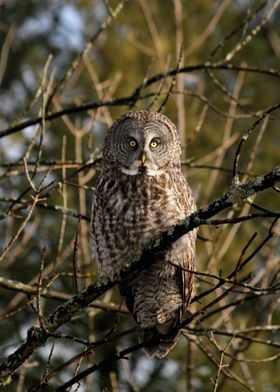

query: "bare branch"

left=0, top=164, right=279, bottom=385
left=1, top=64, right=279, bottom=139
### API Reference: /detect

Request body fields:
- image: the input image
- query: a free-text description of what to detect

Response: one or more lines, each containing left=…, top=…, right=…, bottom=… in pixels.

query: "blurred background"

left=0, top=0, right=279, bottom=391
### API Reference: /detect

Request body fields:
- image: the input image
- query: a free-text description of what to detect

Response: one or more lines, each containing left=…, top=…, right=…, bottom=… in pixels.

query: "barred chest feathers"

left=92, top=169, right=187, bottom=278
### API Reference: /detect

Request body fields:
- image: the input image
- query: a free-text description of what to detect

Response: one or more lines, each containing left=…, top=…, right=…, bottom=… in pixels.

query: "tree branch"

left=0, top=165, right=279, bottom=385
left=0, top=276, right=127, bottom=313
left=1, top=64, right=279, bottom=139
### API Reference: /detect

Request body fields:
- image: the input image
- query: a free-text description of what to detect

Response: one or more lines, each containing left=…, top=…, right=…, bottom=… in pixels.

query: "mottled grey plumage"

left=91, top=110, right=197, bottom=358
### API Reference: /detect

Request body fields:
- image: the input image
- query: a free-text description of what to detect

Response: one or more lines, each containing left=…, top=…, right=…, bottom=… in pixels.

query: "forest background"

left=0, top=1, right=279, bottom=391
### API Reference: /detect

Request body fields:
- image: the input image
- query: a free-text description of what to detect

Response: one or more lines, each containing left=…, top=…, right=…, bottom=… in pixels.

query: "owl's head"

left=103, top=111, right=182, bottom=176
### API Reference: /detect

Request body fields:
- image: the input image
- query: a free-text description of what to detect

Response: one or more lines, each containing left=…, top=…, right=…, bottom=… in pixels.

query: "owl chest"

left=94, top=172, right=189, bottom=274
left=102, top=177, right=183, bottom=242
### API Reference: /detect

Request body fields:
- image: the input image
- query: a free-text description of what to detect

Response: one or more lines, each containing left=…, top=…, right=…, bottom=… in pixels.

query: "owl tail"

left=139, top=328, right=180, bottom=358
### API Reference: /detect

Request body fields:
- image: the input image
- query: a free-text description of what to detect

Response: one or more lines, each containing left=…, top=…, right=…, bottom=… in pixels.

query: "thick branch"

left=0, top=276, right=127, bottom=313
left=0, top=279, right=116, bottom=385
left=151, top=166, right=280, bottom=253
left=0, top=166, right=279, bottom=385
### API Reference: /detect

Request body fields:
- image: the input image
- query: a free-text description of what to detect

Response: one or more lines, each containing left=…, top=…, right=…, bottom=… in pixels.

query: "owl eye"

left=127, top=138, right=138, bottom=149
left=150, top=138, right=160, bottom=149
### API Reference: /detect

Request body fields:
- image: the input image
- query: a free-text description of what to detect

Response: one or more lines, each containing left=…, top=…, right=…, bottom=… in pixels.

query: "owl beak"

left=141, top=152, right=147, bottom=164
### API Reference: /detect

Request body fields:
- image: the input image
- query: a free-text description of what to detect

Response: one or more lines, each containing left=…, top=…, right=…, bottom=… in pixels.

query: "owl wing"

left=90, top=191, right=99, bottom=264
left=91, top=186, right=113, bottom=277
left=175, top=174, right=197, bottom=316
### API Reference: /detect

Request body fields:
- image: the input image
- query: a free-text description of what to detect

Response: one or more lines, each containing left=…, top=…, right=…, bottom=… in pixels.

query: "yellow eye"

left=150, top=139, right=159, bottom=149
left=128, top=138, right=137, bottom=149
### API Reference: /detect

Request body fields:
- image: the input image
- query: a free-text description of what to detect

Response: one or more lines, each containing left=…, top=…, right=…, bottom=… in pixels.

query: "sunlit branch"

left=0, top=165, right=279, bottom=385
left=1, top=64, right=279, bottom=139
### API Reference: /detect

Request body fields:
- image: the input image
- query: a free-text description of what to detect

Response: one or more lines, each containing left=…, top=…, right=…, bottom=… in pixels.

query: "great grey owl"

left=91, top=110, right=197, bottom=358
